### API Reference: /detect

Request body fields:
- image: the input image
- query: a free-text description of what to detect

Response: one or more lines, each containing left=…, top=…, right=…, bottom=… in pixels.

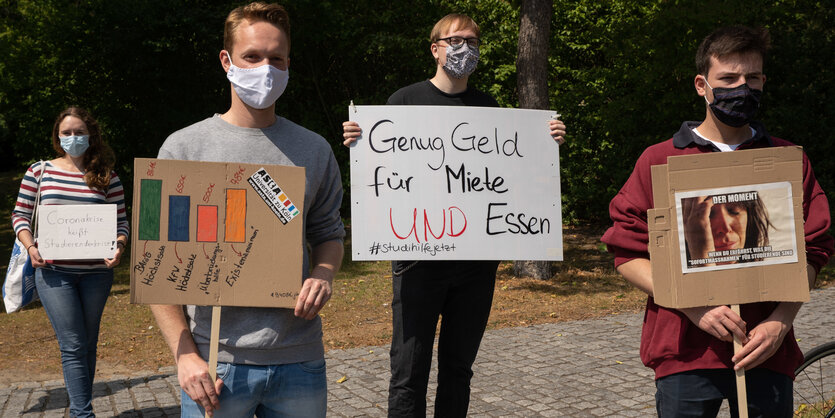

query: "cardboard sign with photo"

left=647, top=147, right=807, bottom=309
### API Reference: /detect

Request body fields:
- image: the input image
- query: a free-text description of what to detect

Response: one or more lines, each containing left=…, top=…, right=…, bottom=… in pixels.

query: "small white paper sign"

left=37, top=204, right=117, bottom=260
left=349, top=105, right=562, bottom=261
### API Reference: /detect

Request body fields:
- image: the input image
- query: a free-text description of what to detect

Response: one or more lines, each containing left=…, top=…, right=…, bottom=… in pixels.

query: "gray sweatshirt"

left=158, top=114, right=345, bottom=365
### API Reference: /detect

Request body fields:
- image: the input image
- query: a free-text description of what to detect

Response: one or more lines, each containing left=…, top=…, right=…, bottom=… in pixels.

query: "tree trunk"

left=512, top=0, right=554, bottom=279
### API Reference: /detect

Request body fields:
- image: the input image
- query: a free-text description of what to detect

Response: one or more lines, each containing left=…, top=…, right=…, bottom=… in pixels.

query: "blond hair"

left=430, top=13, right=480, bottom=43
left=224, top=2, right=291, bottom=53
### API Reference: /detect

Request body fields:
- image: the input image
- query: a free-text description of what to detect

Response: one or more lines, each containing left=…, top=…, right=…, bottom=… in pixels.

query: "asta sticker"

left=248, top=168, right=300, bottom=225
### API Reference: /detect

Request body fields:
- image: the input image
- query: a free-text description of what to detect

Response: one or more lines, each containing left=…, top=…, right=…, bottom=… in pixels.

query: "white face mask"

left=225, top=52, right=289, bottom=109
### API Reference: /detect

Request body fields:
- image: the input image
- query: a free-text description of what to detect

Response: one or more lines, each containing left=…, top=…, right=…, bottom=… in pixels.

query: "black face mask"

left=704, top=80, right=762, bottom=127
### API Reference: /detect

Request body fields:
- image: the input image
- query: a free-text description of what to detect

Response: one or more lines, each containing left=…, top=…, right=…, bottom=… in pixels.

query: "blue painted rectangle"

left=168, top=195, right=190, bottom=242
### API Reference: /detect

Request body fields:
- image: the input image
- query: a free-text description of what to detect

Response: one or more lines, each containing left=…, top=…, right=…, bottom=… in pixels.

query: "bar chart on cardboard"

left=137, top=182, right=249, bottom=244
left=130, top=158, right=307, bottom=308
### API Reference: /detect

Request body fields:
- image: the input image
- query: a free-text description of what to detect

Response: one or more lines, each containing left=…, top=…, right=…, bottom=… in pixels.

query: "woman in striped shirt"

left=11, top=106, right=129, bottom=418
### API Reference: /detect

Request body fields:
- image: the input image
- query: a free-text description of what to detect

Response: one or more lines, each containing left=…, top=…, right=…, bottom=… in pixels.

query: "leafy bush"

left=1, top=0, right=832, bottom=226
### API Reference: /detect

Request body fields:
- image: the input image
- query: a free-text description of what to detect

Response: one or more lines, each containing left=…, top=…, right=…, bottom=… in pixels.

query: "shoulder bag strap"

left=32, top=161, right=46, bottom=240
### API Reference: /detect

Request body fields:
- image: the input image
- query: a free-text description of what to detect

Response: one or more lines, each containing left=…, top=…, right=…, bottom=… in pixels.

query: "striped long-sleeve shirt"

left=12, top=161, right=130, bottom=270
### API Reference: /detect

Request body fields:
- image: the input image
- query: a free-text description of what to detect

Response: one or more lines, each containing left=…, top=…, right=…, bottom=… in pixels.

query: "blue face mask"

left=59, top=135, right=90, bottom=157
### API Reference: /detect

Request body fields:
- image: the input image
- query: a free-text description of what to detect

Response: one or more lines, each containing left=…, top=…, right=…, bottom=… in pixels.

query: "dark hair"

left=740, top=197, right=771, bottom=250
left=224, top=2, right=291, bottom=53
left=52, top=106, right=115, bottom=191
left=695, top=26, right=771, bottom=76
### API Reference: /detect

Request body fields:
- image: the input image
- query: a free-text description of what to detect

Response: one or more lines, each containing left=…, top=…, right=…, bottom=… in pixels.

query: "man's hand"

left=150, top=304, right=224, bottom=415
left=177, top=353, right=224, bottom=416
left=732, top=301, right=801, bottom=371
left=549, top=118, right=566, bottom=144
left=295, top=240, right=342, bottom=320
left=294, top=277, right=332, bottom=320
left=342, top=121, right=362, bottom=146
left=680, top=305, right=748, bottom=343
left=731, top=319, right=788, bottom=370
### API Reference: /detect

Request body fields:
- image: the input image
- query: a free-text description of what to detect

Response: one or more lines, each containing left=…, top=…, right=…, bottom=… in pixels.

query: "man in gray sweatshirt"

left=151, top=2, right=344, bottom=417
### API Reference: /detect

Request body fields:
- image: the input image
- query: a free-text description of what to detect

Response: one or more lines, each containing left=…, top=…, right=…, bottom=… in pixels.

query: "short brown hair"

left=224, top=2, right=291, bottom=53
left=695, top=25, right=770, bottom=76
left=52, top=106, right=115, bottom=191
left=430, top=13, right=480, bottom=43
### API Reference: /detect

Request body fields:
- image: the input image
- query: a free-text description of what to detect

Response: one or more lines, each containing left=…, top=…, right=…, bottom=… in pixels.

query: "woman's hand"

left=27, top=245, right=47, bottom=268
left=104, top=241, right=125, bottom=268
left=682, top=195, right=715, bottom=263
left=342, top=121, right=362, bottom=147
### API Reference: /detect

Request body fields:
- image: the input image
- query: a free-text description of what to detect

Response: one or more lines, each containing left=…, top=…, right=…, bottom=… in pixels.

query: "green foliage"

left=0, top=0, right=230, bottom=205
left=1, top=0, right=833, bottom=226
left=547, top=0, right=835, bottom=222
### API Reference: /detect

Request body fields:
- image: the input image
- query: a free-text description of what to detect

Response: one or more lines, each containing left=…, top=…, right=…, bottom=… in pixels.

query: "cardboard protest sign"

left=36, top=204, right=117, bottom=260
left=130, top=158, right=305, bottom=308
left=349, top=105, right=562, bottom=260
left=648, top=147, right=807, bottom=309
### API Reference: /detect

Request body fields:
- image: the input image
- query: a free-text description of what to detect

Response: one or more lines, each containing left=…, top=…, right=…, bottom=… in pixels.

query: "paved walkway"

left=2, top=287, right=833, bottom=417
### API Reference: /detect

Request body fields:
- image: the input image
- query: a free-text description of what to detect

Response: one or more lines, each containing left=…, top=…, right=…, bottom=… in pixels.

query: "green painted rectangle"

left=139, top=179, right=162, bottom=241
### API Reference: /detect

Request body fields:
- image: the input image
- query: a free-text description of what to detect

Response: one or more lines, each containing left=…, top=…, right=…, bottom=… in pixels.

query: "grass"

left=794, top=400, right=835, bottom=417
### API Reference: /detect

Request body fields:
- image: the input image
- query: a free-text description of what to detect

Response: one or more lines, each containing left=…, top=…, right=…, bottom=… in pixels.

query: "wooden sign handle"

left=731, top=304, right=748, bottom=418
left=205, top=306, right=221, bottom=418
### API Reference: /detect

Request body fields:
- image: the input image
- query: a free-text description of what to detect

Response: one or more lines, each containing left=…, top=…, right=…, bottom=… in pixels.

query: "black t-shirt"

left=386, top=80, right=499, bottom=108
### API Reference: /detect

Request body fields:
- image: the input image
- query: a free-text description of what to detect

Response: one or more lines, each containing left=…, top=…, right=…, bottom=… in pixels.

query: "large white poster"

left=349, top=105, right=562, bottom=260
left=37, top=204, right=117, bottom=260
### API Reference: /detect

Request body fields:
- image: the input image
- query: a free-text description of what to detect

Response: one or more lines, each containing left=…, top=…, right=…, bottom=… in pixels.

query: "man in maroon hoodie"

left=602, top=26, right=833, bottom=417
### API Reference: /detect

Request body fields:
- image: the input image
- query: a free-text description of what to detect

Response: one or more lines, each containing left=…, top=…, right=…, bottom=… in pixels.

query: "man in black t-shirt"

left=343, top=13, right=565, bottom=417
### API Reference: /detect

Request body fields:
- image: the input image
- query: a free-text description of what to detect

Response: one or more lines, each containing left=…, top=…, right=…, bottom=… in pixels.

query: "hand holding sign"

left=680, top=304, right=748, bottom=343
left=26, top=241, right=46, bottom=268
left=342, top=121, right=362, bottom=146
left=548, top=116, right=566, bottom=144
left=104, top=241, right=126, bottom=268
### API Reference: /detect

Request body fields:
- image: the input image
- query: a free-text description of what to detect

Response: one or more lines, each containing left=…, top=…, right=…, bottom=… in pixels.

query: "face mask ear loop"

left=703, top=76, right=713, bottom=105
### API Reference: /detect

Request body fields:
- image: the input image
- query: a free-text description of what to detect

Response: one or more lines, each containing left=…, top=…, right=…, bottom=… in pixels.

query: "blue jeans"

left=180, top=360, right=327, bottom=417
left=655, top=368, right=793, bottom=418
left=35, top=267, right=113, bottom=418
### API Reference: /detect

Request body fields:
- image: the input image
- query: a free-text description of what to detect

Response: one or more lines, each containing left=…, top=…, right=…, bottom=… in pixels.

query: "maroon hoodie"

left=601, top=121, right=833, bottom=379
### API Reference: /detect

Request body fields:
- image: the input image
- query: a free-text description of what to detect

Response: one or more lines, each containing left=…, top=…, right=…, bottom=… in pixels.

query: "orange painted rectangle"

left=197, top=205, right=218, bottom=242
left=225, top=189, right=246, bottom=243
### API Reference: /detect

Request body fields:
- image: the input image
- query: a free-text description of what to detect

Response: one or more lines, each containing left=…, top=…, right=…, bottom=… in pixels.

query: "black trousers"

left=655, top=368, right=793, bottom=418
left=387, top=260, right=500, bottom=418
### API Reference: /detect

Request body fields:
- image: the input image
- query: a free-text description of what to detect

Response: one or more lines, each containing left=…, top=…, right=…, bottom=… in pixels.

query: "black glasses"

left=438, top=36, right=480, bottom=48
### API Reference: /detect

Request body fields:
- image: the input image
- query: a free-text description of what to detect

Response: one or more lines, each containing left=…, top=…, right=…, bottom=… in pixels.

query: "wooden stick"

left=205, top=306, right=221, bottom=418
left=731, top=304, right=748, bottom=418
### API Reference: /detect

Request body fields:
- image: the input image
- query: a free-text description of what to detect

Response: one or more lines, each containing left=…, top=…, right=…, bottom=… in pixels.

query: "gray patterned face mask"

left=442, top=43, right=479, bottom=79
